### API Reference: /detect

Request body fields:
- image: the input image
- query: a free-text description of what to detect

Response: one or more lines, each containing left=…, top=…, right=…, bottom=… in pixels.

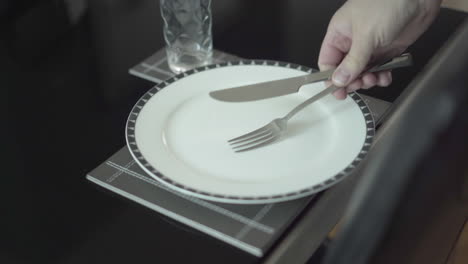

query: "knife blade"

left=209, top=53, right=412, bottom=102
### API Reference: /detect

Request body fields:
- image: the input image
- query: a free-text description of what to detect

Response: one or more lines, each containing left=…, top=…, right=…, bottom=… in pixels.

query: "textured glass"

left=161, top=0, right=213, bottom=73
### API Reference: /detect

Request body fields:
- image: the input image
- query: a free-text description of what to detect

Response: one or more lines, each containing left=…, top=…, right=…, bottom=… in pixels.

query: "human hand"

left=318, top=0, right=441, bottom=99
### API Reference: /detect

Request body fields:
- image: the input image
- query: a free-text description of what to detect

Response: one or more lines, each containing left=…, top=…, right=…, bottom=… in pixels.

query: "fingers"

left=318, top=29, right=352, bottom=100
left=359, top=71, right=392, bottom=89
left=377, top=71, right=392, bottom=87
left=318, top=30, right=349, bottom=71
left=318, top=21, right=394, bottom=100
left=361, top=73, right=377, bottom=89
left=360, top=71, right=392, bottom=89
left=318, top=44, right=343, bottom=71
left=334, top=71, right=392, bottom=100
left=332, top=87, right=347, bottom=100
left=345, top=79, right=363, bottom=93
left=332, top=36, right=374, bottom=87
left=331, top=79, right=363, bottom=100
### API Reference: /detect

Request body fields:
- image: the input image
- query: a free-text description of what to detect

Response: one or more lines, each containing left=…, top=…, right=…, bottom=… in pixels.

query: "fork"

left=228, top=84, right=341, bottom=152
left=228, top=55, right=412, bottom=152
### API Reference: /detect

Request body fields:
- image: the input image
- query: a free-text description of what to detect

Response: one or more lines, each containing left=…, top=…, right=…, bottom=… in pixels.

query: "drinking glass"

left=160, top=0, right=213, bottom=73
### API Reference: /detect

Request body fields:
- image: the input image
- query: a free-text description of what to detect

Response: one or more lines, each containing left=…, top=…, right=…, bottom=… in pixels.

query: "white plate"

left=126, top=60, right=374, bottom=204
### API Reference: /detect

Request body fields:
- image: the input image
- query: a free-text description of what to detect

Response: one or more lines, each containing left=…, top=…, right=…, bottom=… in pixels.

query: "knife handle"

left=304, top=53, right=412, bottom=84
left=367, top=53, right=413, bottom=73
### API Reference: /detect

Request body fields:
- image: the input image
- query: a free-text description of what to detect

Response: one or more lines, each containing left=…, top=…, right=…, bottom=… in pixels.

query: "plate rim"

left=126, top=59, right=375, bottom=203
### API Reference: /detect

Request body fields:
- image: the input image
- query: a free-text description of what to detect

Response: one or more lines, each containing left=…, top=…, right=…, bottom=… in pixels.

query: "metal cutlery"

left=229, top=85, right=341, bottom=152
left=210, top=53, right=412, bottom=102
left=228, top=54, right=413, bottom=152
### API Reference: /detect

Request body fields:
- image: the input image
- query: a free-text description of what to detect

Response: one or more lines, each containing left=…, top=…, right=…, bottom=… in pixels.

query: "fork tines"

left=228, top=124, right=279, bottom=152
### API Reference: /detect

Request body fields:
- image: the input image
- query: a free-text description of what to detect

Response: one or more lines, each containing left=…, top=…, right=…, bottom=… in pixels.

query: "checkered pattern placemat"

left=87, top=148, right=315, bottom=257
left=87, top=48, right=391, bottom=257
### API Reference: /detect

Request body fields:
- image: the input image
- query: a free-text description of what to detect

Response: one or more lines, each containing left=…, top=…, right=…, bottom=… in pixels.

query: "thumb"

left=332, top=37, right=374, bottom=87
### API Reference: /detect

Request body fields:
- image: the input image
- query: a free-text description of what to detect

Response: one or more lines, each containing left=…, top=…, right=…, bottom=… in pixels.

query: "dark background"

left=2, top=1, right=467, bottom=263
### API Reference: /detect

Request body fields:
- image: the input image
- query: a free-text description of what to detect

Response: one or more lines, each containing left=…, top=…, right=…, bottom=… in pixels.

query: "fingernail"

left=332, top=67, right=350, bottom=86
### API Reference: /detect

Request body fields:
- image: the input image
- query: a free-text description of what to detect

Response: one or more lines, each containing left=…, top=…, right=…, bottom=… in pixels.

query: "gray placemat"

left=88, top=48, right=391, bottom=257
left=87, top=148, right=314, bottom=257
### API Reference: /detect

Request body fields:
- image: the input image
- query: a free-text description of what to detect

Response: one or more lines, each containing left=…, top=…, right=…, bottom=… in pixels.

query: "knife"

left=209, top=53, right=412, bottom=102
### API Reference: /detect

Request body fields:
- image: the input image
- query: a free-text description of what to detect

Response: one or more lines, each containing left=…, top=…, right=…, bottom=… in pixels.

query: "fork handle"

left=283, top=85, right=340, bottom=120
left=283, top=53, right=413, bottom=121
